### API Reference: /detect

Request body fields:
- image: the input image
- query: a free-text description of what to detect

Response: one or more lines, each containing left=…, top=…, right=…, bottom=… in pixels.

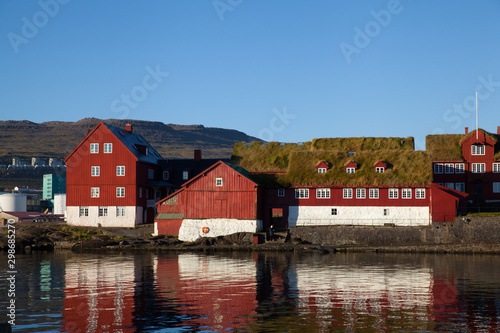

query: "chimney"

left=125, top=124, right=133, bottom=133
left=194, top=149, right=202, bottom=162
left=465, top=127, right=468, bottom=134
left=497, top=126, right=500, bottom=135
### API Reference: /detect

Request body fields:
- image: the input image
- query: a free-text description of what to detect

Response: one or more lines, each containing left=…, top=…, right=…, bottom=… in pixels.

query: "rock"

left=49, top=231, right=70, bottom=241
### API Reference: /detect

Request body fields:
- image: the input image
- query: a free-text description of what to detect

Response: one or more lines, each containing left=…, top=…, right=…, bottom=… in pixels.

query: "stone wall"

left=288, top=216, right=500, bottom=246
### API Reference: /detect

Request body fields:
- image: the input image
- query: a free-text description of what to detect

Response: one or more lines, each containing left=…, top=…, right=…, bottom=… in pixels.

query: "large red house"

left=430, top=127, right=500, bottom=209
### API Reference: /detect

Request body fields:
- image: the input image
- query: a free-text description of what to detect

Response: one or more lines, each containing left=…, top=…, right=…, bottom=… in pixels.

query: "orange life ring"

left=202, top=227, right=209, bottom=234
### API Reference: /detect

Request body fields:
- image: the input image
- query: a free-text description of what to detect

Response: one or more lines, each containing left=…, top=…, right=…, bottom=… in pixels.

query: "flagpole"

left=476, top=90, right=478, bottom=140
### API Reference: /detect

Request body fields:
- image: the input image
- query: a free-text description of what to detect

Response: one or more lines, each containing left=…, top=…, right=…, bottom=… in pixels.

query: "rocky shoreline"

left=3, top=221, right=500, bottom=255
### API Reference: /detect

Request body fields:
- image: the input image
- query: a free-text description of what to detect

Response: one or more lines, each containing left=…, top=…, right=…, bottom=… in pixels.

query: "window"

left=148, top=169, right=154, bottom=179
left=163, top=171, right=169, bottom=180
left=98, top=207, right=108, bottom=217
left=104, top=143, right=112, bottom=153
left=347, top=152, right=355, bottom=157
left=91, top=166, right=100, bottom=177
left=402, top=188, right=412, bottom=199
left=493, top=163, right=500, bottom=173
left=295, top=188, right=309, bottom=199
left=444, top=163, right=454, bottom=174
left=318, top=168, right=327, bottom=174
left=316, top=188, right=331, bottom=199
left=375, top=167, right=385, bottom=173
left=79, top=207, right=89, bottom=217
left=116, top=187, right=125, bottom=198
left=471, top=163, right=485, bottom=173
left=455, top=183, right=465, bottom=192
left=455, top=163, right=465, bottom=174
left=331, top=208, right=338, bottom=215
left=117, top=165, right=125, bottom=176
left=471, top=145, right=485, bottom=155
left=90, top=143, right=99, bottom=154
left=139, top=187, right=143, bottom=198
left=182, top=171, right=189, bottom=180
left=384, top=208, right=390, bottom=216
left=278, top=188, right=285, bottom=197
left=346, top=168, right=355, bottom=174
left=116, top=206, right=126, bottom=217
left=343, top=188, right=353, bottom=199
left=389, top=188, right=398, bottom=199
left=369, top=188, right=379, bottom=199
left=216, top=178, right=223, bottom=187
left=434, top=164, right=443, bottom=174
left=415, top=188, right=425, bottom=199
left=445, top=183, right=455, bottom=190
left=356, top=188, right=366, bottom=199
left=91, top=187, right=100, bottom=198
left=494, top=182, right=500, bottom=193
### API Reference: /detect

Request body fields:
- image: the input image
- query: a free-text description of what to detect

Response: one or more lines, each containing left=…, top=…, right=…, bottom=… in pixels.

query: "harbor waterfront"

left=2, top=250, right=500, bottom=332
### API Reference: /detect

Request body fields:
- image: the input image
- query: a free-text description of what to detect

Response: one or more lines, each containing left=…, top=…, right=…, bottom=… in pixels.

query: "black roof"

left=158, top=158, right=227, bottom=188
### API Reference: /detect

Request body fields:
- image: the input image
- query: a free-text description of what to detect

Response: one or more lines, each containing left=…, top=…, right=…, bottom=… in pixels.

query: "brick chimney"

left=194, top=149, right=202, bottom=162
left=497, top=126, right=500, bottom=135
left=465, top=127, right=468, bottom=134
left=125, top=124, right=133, bottom=133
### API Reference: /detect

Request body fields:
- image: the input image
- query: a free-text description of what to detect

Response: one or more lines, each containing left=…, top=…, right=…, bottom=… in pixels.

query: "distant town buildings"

left=7, top=156, right=65, bottom=169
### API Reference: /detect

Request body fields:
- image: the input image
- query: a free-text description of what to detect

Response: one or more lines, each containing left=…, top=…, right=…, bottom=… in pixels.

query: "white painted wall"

left=178, top=219, right=263, bottom=242
left=67, top=206, right=142, bottom=228
left=289, top=206, right=430, bottom=227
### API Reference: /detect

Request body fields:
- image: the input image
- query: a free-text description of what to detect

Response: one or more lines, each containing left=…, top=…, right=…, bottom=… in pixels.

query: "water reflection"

left=1, top=252, right=500, bottom=332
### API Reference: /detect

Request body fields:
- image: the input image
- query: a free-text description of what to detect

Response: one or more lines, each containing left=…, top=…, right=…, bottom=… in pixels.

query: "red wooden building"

left=65, top=122, right=164, bottom=227
left=154, top=161, right=262, bottom=240
left=431, top=127, right=500, bottom=209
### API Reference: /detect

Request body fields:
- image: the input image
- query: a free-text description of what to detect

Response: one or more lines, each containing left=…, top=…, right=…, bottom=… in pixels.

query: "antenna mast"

left=476, top=90, right=478, bottom=140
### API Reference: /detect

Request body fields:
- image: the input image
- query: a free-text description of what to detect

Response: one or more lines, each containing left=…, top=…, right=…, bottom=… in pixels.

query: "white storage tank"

left=54, top=193, right=66, bottom=215
left=0, top=193, right=27, bottom=212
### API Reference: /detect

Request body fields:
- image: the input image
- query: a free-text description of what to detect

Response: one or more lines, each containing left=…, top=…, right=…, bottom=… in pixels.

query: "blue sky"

left=1, top=0, right=499, bottom=150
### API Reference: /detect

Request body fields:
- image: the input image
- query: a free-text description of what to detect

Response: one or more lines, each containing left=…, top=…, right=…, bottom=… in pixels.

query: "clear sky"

left=1, top=0, right=499, bottom=150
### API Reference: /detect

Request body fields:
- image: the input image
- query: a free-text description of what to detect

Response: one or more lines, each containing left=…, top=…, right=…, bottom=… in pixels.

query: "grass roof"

left=231, top=137, right=431, bottom=187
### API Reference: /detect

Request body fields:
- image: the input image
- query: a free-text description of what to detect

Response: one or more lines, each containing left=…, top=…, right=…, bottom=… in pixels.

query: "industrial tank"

left=0, top=193, right=27, bottom=212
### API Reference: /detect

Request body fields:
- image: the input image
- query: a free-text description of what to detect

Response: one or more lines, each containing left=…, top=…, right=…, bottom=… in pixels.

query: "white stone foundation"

left=289, top=206, right=430, bottom=227
left=67, top=206, right=143, bottom=228
left=178, top=219, right=263, bottom=242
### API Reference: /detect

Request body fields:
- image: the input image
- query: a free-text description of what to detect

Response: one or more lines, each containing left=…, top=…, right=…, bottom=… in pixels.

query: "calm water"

left=1, top=250, right=500, bottom=332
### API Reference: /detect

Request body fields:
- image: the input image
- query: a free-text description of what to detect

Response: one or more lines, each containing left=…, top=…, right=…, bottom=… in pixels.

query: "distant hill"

left=0, top=118, right=261, bottom=164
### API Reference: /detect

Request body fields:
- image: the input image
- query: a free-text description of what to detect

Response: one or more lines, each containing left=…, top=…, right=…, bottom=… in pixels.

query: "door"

left=474, top=181, right=483, bottom=208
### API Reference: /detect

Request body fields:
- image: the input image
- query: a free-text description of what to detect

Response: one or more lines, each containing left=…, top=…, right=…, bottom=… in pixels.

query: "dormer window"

left=345, top=161, right=357, bottom=174
left=318, top=168, right=327, bottom=174
left=347, top=152, right=355, bottom=157
left=374, top=161, right=387, bottom=173
left=346, top=167, right=355, bottom=174
left=471, top=145, right=485, bottom=155
left=316, top=161, right=330, bottom=174
left=375, top=167, right=384, bottom=173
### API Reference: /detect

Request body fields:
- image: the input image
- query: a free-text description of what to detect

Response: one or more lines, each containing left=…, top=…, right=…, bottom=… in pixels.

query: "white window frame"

left=91, top=187, right=100, bottom=198
left=471, top=163, right=485, bottom=173
left=116, top=206, right=126, bottom=217
left=104, top=143, right=113, bottom=153
left=343, top=188, right=353, bottom=199
left=369, top=188, right=379, bottom=199
left=116, top=187, right=125, bottom=198
left=331, top=208, right=338, bottom=216
left=356, top=188, right=366, bottom=199
left=389, top=188, right=398, bottom=199
left=444, top=163, right=454, bottom=174
left=375, top=167, right=385, bottom=173
left=434, top=164, right=443, bottom=174
left=318, top=168, right=327, bottom=174
left=455, top=183, right=465, bottom=192
left=471, top=145, right=485, bottom=155
left=216, top=178, right=223, bottom=187
left=493, top=163, right=500, bottom=173
left=295, top=188, right=309, bottom=199
left=402, top=188, right=412, bottom=199
left=415, top=188, right=425, bottom=199
left=494, top=182, right=500, bottom=193
left=455, top=163, right=465, bottom=174
left=278, top=188, right=285, bottom=197
left=90, top=143, right=99, bottom=154
left=91, top=166, right=100, bottom=177
left=79, top=206, right=89, bottom=217
left=182, top=170, right=189, bottom=180
left=346, top=167, right=355, bottom=174
left=98, top=207, right=108, bottom=217
left=117, top=165, right=125, bottom=176
left=316, top=188, right=330, bottom=199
